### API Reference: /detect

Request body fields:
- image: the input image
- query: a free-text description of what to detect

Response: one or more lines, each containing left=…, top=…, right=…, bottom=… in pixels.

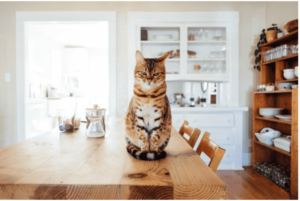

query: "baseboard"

left=242, top=153, right=252, bottom=166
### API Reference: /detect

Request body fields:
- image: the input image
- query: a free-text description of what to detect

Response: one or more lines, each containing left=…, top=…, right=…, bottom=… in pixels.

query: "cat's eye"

left=153, top=72, right=159, bottom=76
left=141, top=71, right=147, bottom=75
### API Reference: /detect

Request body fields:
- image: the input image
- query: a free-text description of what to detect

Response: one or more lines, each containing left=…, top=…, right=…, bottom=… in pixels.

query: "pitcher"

left=85, top=104, right=106, bottom=138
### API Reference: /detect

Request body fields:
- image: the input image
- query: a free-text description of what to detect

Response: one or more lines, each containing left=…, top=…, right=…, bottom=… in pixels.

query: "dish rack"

left=253, top=30, right=298, bottom=198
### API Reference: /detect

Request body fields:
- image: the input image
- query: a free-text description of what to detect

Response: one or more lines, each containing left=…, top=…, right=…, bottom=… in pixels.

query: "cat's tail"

left=126, top=144, right=166, bottom=161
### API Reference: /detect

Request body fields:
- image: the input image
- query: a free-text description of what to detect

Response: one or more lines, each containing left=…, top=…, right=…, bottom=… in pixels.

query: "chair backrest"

left=195, top=132, right=226, bottom=173
left=178, top=121, right=201, bottom=148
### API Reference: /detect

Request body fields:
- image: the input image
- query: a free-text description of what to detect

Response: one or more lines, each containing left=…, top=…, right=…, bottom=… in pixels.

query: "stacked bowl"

left=259, top=107, right=283, bottom=118
left=283, top=69, right=295, bottom=79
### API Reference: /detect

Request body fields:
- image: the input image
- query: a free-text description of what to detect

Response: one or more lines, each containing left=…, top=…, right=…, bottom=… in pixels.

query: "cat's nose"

left=147, top=79, right=152, bottom=84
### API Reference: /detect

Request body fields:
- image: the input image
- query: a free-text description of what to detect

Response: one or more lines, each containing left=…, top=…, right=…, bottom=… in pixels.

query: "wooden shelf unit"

left=253, top=30, right=298, bottom=199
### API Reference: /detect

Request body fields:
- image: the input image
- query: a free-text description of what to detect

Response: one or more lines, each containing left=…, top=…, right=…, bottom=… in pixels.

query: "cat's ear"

left=158, top=52, right=169, bottom=63
left=135, top=50, right=145, bottom=65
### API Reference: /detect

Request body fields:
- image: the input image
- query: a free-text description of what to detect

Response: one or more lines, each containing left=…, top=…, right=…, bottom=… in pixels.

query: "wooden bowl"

left=284, top=19, right=298, bottom=33
left=266, top=30, right=277, bottom=42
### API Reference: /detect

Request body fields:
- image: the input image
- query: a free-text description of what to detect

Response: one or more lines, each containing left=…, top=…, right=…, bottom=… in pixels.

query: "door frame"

left=16, top=11, right=116, bottom=141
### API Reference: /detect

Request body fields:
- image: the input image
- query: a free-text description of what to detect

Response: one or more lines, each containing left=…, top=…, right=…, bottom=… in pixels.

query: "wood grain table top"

left=0, top=118, right=226, bottom=199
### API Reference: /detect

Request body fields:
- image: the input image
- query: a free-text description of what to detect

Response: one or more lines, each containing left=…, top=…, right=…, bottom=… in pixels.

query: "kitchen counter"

left=170, top=104, right=248, bottom=112
left=170, top=105, right=248, bottom=170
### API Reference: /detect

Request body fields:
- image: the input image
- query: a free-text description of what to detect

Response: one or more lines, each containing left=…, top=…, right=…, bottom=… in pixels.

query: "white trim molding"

left=16, top=11, right=116, bottom=142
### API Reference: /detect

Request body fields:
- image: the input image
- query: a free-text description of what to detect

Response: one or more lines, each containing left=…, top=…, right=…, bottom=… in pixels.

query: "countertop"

left=170, top=104, right=248, bottom=112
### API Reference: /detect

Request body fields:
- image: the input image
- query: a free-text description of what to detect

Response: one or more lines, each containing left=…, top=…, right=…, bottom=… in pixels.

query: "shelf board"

left=277, top=78, right=298, bottom=83
left=188, top=58, right=226, bottom=61
left=254, top=90, right=292, bottom=94
left=261, top=54, right=298, bottom=65
left=254, top=140, right=291, bottom=157
left=166, top=58, right=180, bottom=61
left=141, top=41, right=180, bottom=44
left=255, top=116, right=292, bottom=125
left=252, top=170, right=290, bottom=198
left=165, top=74, right=229, bottom=82
left=261, top=30, right=298, bottom=47
left=188, top=40, right=226, bottom=44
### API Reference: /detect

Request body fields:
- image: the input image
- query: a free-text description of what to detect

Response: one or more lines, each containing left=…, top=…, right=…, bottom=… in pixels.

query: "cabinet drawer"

left=201, top=148, right=234, bottom=165
left=221, top=148, right=235, bottom=162
left=186, top=113, right=234, bottom=128
left=172, top=114, right=184, bottom=129
left=209, top=132, right=234, bottom=146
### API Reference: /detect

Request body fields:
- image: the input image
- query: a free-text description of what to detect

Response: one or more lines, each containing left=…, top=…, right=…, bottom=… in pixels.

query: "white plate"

left=275, top=114, right=291, bottom=121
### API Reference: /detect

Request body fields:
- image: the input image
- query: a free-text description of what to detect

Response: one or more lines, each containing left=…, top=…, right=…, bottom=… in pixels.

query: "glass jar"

left=270, top=49, right=274, bottom=61
left=276, top=47, right=281, bottom=59
left=265, top=50, right=269, bottom=62
left=58, top=109, right=75, bottom=132
left=282, top=44, right=291, bottom=57
left=85, top=105, right=106, bottom=138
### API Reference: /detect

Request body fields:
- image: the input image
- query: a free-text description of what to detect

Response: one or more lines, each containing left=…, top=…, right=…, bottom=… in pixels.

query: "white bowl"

left=255, top=130, right=281, bottom=145
left=278, top=82, right=292, bottom=90
left=283, top=69, right=294, bottom=73
left=295, top=66, right=298, bottom=77
left=259, top=107, right=283, bottom=118
left=284, top=73, right=296, bottom=79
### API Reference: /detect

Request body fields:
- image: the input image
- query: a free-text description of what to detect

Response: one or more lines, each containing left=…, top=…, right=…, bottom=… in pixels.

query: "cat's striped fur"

left=124, top=51, right=172, bottom=161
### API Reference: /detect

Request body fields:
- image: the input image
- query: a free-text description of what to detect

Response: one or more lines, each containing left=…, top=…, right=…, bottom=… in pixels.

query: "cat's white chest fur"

left=136, top=103, right=160, bottom=132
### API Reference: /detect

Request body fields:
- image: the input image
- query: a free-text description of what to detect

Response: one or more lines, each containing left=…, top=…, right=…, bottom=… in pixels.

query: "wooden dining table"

left=0, top=118, right=226, bottom=199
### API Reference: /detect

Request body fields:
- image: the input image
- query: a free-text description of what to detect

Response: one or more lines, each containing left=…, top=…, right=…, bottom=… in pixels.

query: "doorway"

left=16, top=12, right=116, bottom=140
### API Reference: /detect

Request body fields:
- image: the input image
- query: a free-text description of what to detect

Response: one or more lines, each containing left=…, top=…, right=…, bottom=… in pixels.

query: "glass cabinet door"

left=186, top=26, right=227, bottom=75
left=138, top=26, right=181, bottom=75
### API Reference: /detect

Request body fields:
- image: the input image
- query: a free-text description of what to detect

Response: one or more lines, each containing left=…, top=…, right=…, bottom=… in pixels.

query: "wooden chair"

left=178, top=121, right=201, bottom=148
left=195, top=131, right=226, bottom=173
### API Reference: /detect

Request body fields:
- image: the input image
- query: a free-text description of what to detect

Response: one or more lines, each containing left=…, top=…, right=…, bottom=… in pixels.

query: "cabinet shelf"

left=261, top=30, right=298, bottom=47
left=277, top=79, right=298, bottom=83
left=166, top=58, right=180, bottom=61
left=254, top=90, right=292, bottom=94
left=261, top=54, right=298, bottom=65
left=188, top=40, right=226, bottom=44
left=140, top=41, right=180, bottom=44
left=252, top=170, right=290, bottom=198
left=188, top=58, right=226, bottom=61
left=255, top=116, right=292, bottom=125
left=254, top=140, right=291, bottom=157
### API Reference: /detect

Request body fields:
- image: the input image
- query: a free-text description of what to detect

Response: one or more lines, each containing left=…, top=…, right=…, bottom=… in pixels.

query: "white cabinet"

left=171, top=109, right=246, bottom=170
left=171, top=114, right=184, bottom=130
left=128, top=12, right=239, bottom=106
left=137, top=23, right=233, bottom=82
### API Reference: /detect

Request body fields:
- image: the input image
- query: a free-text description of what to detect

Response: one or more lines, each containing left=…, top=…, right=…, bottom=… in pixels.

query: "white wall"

left=0, top=2, right=298, bottom=162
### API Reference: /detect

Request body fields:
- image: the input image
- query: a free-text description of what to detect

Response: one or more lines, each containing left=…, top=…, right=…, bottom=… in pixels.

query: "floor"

left=216, top=167, right=289, bottom=199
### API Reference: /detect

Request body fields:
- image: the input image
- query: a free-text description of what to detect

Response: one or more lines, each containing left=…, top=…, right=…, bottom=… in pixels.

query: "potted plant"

left=266, top=24, right=282, bottom=42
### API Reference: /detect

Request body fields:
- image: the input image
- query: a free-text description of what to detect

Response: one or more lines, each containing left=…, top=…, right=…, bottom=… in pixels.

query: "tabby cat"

left=124, top=50, right=172, bottom=161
